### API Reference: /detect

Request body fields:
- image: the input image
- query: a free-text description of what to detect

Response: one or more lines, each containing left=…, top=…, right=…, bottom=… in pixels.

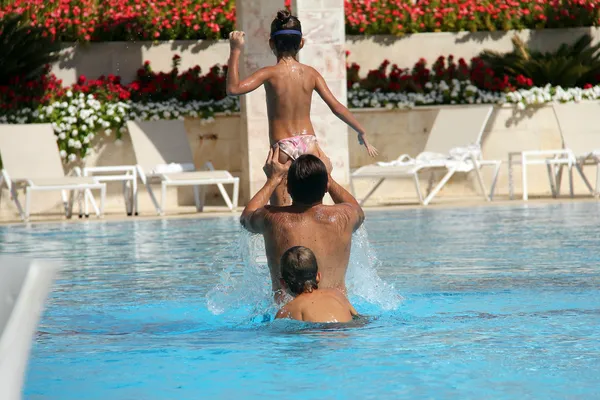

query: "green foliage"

left=0, top=13, right=62, bottom=85
left=478, top=34, right=600, bottom=88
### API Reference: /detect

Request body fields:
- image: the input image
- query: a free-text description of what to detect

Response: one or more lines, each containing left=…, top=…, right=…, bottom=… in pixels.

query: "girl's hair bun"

left=277, top=9, right=292, bottom=23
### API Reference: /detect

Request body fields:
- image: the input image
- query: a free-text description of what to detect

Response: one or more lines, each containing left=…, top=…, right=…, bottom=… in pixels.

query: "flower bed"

left=345, top=0, right=600, bottom=35
left=0, top=56, right=238, bottom=162
left=0, top=0, right=235, bottom=42
left=2, top=54, right=600, bottom=163
left=0, top=0, right=599, bottom=42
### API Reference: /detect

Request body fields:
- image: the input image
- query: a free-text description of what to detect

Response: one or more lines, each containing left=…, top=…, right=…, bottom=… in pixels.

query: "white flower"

left=58, top=132, right=67, bottom=140
left=517, top=102, right=526, bottom=110
left=66, top=91, right=73, bottom=98
left=71, top=129, right=78, bottom=137
left=105, top=129, right=112, bottom=136
left=59, top=150, right=67, bottom=159
left=119, top=126, right=127, bottom=134
left=74, top=141, right=82, bottom=149
left=68, top=153, right=77, bottom=162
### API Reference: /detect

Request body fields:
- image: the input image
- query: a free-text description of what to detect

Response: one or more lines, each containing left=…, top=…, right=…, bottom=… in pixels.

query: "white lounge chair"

left=546, top=103, right=600, bottom=198
left=0, top=256, right=60, bottom=400
left=0, top=124, right=106, bottom=221
left=350, top=105, right=501, bottom=205
left=127, top=120, right=239, bottom=215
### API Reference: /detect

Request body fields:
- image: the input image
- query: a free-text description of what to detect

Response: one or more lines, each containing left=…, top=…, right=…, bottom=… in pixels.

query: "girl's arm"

left=314, top=71, right=379, bottom=157
left=226, top=31, right=271, bottom=96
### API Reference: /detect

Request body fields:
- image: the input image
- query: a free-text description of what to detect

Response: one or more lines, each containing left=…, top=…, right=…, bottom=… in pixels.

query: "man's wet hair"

left=281, top=246, right=318, bottom=295
left=287, top=154, right=328, bottom=204
left=270, top=9, right=302, bottom=56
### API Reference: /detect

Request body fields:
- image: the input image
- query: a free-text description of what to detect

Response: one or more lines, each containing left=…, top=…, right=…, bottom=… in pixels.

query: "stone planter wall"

left=51, top=28, right=600, bottom=85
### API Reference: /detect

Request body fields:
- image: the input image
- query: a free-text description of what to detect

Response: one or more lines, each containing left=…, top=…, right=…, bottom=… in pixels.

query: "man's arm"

left=328, top=175, right=365, bottom=232
left=226, top=31, right=271, bottom=96
left=240, top=147, right=291, bottom=233
left=239, top=178, right=279, bottom=234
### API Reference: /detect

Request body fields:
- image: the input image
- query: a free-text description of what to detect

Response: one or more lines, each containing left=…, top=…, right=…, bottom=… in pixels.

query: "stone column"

left=238, top=0, right=350, bottom=203
left=293, top=0, right=350, bottom=188
left=237, top=0, right=283, bottom=202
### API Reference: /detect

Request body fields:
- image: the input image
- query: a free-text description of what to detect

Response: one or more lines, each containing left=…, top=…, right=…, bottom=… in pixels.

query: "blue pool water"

left=1, top=203, right=599, bottom=399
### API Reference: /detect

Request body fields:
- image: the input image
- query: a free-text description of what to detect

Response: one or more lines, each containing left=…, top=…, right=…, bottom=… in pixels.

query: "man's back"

left=276, top=289, right=354, bottom=323
left=263, top=204, right=355, bottom=295
left=240, top=151, right=364, bottom=302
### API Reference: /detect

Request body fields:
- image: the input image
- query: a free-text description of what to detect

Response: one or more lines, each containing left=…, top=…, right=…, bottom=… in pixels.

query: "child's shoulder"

left=299, top=63, right=320, bottom=76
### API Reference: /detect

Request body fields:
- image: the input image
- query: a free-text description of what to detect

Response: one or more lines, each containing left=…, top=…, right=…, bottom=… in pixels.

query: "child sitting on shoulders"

left=226, top=9, right=378, bottom=205
left=276, top=246, right=358, bottom=323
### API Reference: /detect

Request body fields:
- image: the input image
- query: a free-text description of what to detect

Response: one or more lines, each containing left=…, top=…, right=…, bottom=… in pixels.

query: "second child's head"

left=281, top=246, right=320, bottom=296
left=270, top=10, right=303, bottom=58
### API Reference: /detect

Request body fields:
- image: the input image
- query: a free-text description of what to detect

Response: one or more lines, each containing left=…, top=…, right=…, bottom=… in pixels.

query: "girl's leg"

left=308, top=142, right=332, bottom=173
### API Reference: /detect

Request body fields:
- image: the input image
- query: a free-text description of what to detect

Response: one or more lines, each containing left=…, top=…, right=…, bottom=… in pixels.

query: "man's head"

left=280, top=246, right=320, bottom=296
left=287, top=154, right=328, bottom=205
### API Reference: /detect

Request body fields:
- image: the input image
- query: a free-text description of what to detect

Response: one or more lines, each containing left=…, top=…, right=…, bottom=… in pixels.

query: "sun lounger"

left=548, top=103, right=600, bottom=198
left=0, top=124, right=105, bottom=221
left=0, top=256, right=60, bottom=400
left=126, top=120, right=239, bottom=215
left=350, top=105, right=501, bottom=205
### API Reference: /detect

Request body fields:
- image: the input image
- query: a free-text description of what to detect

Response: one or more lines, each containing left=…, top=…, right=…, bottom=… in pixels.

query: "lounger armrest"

left=395, top=154, right=414, bottom=163
left=1, top=170, right=14, bottom=191
left=135, top=165, right=149, bottom=184
left=521, top=149, right=573, bottom=159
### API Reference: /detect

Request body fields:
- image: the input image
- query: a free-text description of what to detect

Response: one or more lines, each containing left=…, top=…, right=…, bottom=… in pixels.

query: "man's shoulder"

left=316, top=203, right=360, bottom=222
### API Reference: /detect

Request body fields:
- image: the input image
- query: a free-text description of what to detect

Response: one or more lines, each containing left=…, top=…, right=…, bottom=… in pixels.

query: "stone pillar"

left=238, top=0, right=350, bottom=203
left=237, top=0, right=283, bottom=202
left=293, top=0, right=350, bottom=188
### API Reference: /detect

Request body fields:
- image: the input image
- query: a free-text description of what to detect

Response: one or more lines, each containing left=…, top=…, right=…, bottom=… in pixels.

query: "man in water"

left=240, top=146, right=365, bottom=302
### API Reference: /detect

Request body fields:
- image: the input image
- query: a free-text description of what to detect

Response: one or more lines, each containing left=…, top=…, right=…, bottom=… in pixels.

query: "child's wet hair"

left=281, top=246, right=318, bottom=295
left=270, top=9, right=302, bottom=56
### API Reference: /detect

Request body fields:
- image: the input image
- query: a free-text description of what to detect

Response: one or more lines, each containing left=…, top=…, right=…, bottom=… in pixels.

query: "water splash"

left=346, top=226, right=404, bottom=311
left=206, top=226, right=403, bottom=319
left=206, top=232, right=273, bottom=318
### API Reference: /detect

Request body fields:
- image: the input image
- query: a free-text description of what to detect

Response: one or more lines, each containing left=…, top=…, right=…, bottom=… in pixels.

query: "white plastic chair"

left=0, top=124, right=106, bottom=221
left=127, top=120, right=239, bottom=215
left=547, top=103, right=600, bottom=198
left=351, top=105, right=501, bottom=205
left=0, top=256, right=60, bottom=400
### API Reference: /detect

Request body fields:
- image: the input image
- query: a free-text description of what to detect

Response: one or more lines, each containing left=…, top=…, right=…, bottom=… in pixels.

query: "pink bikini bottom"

left=277, top=135, right=318, bottom=160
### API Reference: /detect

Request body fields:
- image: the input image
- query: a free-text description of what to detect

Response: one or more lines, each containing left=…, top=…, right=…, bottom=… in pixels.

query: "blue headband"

left=271, top=29, right=302, bottom=38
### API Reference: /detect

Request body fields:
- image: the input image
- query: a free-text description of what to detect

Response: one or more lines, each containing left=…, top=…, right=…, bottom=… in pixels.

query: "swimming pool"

left=2, top=203, right=599, bottom=399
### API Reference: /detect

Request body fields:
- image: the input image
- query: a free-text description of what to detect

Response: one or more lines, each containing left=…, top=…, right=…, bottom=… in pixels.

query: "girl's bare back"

left=264, top=60, right=318, bottom=144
